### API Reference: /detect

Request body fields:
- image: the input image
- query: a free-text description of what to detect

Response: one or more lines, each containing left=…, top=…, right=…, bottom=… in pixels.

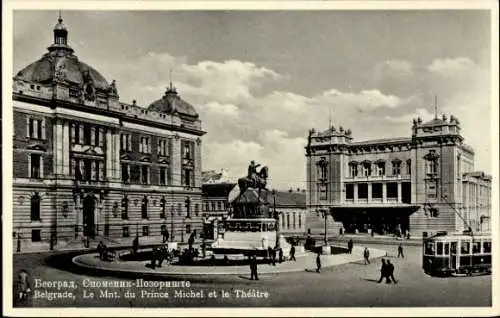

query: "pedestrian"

left=132, top=236, right=139, bottom=255
left=316, top=252, right=322, bottom=273
left=271, top=248, right=277, bottom=266
left=17, top=269, right=31, bottom=301
left=363, top=247, right=370, bottom=265
left=150, top=247, right=157, bottom=269
left=250, top=255, right=259, bottom=280
left=278, top=247, right=284, bottom=263
left=377, top=259, right=390, bottom=283
left=97, top=241, right=105, bottom=260
left=162, top=228, right=169, bottom=243
left=267, top=247, right=273, bottom=264
left=290, top=244, right=296, bottom=261
left=348, top=239, right=354, bottom=254
left=157, top=245, right=167, bottom=267
left=387, top=260, right=398, bottom=283
left=397, top=244, right=404, bottom=258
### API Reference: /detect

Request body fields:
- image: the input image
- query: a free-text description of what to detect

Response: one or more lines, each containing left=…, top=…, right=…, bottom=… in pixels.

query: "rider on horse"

left=248, top=160, right=261, bottom=187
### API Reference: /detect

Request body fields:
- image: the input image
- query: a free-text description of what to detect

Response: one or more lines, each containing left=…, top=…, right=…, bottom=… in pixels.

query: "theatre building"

left=12, top=17, right=205, bottom=250
left=305, top=115, right=491, bottom=236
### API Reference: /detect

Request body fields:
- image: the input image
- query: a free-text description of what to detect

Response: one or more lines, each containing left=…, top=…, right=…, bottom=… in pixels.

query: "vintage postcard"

left=2, top=1, right=499, bottom=316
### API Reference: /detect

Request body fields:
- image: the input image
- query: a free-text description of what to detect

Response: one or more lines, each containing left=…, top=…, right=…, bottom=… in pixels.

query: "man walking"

left=363, top=247, right=370, bottom=265
left=387, top=260, right=398, bottom=283
left=250, top=255, right=259, bottom=280
left=290, top=244, right=296, bottom=261
left=316, top=252, right=322, bottom=273
left=377, top=259, right=390, bottom=283
left=348, top=239, right=354, bottom=254
left=397, top=244, right=404, bottom=258
left=278, top=247, right=284, bottom=263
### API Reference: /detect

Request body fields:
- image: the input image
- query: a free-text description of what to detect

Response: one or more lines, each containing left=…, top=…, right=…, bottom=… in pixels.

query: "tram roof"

left=425, top=231, right=491, bottom=241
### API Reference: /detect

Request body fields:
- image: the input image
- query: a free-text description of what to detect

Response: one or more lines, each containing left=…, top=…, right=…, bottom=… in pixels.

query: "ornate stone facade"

left=305, top=115, right=491, bottom=236
left=12, top=17, right=205, bottom=250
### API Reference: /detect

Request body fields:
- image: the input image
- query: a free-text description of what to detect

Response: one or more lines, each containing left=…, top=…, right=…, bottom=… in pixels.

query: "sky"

left=12, top=10, right=493, bottom=190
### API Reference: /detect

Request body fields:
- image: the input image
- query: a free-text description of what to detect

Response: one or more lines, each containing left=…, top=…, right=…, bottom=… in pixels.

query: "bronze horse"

left=238, top=166, right=269, bottom=193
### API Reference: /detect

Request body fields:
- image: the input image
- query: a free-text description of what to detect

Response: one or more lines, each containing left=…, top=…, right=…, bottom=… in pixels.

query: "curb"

left=71, top=247, right=387, bottom=277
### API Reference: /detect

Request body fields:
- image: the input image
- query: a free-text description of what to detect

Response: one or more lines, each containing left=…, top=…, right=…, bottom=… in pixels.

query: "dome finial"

left=58, top=9, right=62, bottom=23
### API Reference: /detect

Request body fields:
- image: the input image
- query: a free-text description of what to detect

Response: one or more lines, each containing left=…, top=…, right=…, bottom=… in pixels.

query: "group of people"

left=378, top=258, right=397, bottom=283
left=97, top=241, right=115, bottom=261
left=150, top=245, right=172, bottom=269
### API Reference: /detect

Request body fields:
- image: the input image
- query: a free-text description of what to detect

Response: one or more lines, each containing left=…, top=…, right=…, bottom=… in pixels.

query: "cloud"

left=427, top=57, right=477, bottom=79
left=383, top=60, right=413, bottom=75
left=383, top=108, right=434, bottom=124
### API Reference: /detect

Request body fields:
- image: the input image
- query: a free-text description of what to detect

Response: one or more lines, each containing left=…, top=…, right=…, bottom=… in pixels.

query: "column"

left=195, top=138, right=202, bottom=188
left=172, top=136, right=181, bottom=186
left=106, top=130, right=113, bottom=180
left=62, top=121, right=70, bottom=175
left=382, top=183, right=387, bottom=203
left=368, top=183, right=372, bottom=203
left=354, top=183, right=358, bottom=204
left=397, top=182, right=402, bottom=203
left=113, top=133, right=120, bottom=180
left=55, top=120, right=64, bottom=175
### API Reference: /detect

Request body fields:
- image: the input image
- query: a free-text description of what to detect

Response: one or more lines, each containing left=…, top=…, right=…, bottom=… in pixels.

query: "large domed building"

left=12, top=16, right=206, bottom=251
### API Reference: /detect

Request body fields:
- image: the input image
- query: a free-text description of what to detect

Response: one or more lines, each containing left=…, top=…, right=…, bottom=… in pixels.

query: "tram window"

left=262, top=223, right=267, bottom=232
left=483, top=241, right=491, bottom=253
left=451, top=242, right=457, bottom=254
left=424, top=242, right=435, bottom=255
left=444, top=243, right=449, bottom=255
left=461, top=241, right=470, bottom=254
left=472, top=242, right=481, bottom=254
left=436, top=242, right=443, bottom=255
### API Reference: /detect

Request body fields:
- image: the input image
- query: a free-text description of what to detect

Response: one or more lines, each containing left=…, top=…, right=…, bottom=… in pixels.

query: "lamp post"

left=272, top=190, right=280, bottom=248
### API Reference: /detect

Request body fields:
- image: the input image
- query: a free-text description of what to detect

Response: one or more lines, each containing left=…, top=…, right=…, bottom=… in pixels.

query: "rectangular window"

left=387, top=183, right=398, bottom=198
left=406, top=160, right=411, bottom=175
left=139, top=137, right=144, bottom=153
left=30, top=154, right=41, bottom=178
left=345, top=184, right=354, bottom=200
left=298, top=214, right=302, bottom=228
left=472, top=242, right=481, bottom=254
left=141, top=165, right=150, bottom=184
left=90, top=160, right=96, bottom=180
left=159, top=167, right=166, bottom=185
left=358, top=183, right=368, bottom=199
left=186, top=224, right=191, bottom=234
left=31, top=229, right=41, bottom=242
left=483, top=241, right=491, bottom=253
left=436, top=242, right=443, bottom=255
left=98, top=128, right=104, bottom=147
left=318, top=184, right=327, bottom=200
left=372, top=183, right=383, bottom=198
left=90, top=127, right=96, bottom=146
left=461, top=241, right=470, bottom=254
left=182, top=169, right=192, bottom=186
left=183, top=141, right=192, bottom=159
left=142, top=226, right=149, bottom=236
left=424, top=242, right=435, bottom=255
left=98, top=161, right=104, bottom=180
left=122, top=226, right=130, bottom=237
left=71, top=123, right=76, bottom=143
left=79, top=124, right=84, bottom=144
left=121, top=163, right=130, bottom=183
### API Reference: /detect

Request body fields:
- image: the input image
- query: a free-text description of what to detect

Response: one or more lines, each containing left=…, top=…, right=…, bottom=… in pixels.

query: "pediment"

left=120, top=154, right=133, bottom=161
left=27, top=143, right=46, bottom=152
left=139, top=156, right=152, bottom=163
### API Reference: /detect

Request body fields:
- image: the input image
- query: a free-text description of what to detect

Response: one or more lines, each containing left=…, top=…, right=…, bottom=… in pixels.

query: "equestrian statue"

left=238, top=160, right=269, bottom=193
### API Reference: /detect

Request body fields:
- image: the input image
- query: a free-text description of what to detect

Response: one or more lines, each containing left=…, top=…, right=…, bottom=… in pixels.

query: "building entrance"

left=332, top=206, right=418, bottom=237
left=83, top=195, right=96, bottom=238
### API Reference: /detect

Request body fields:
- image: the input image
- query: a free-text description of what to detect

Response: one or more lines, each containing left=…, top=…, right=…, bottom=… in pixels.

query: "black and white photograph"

left=2, top=1, right=498, bottom=316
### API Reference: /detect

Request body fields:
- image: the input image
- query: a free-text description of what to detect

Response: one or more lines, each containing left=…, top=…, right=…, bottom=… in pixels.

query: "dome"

left=13, top=15, right=110, bottom=93
left=147, top=84, right=199, bottom=118
left=14, top=53, right=110, bottom=92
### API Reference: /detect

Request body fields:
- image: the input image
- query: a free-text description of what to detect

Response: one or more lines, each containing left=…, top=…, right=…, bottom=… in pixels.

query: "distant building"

left=273, top=190, right=307, bottom=236
left=305, top=114, right=491, bottom=236
left=12, top=16, right=205, bottom=250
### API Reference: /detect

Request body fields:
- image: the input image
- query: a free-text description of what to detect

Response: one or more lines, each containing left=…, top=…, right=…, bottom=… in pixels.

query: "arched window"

left=31, top=193, right=41, bottom=221
left=298, top=213, right=302, bottom=229
left=195, top=203, right=200, bottom=216
left=349, top=162, right=358, bottom=177
left=160, top=197, right=166, bottom=219
left=141, top=196, right=148, bottom=219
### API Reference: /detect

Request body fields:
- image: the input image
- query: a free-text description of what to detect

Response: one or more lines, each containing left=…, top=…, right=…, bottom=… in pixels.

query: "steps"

left=305, top=211, right=343, bottom=236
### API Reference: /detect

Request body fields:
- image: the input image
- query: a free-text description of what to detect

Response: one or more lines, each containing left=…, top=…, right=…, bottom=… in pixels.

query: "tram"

left=422, top=231, right=491, bottom=276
